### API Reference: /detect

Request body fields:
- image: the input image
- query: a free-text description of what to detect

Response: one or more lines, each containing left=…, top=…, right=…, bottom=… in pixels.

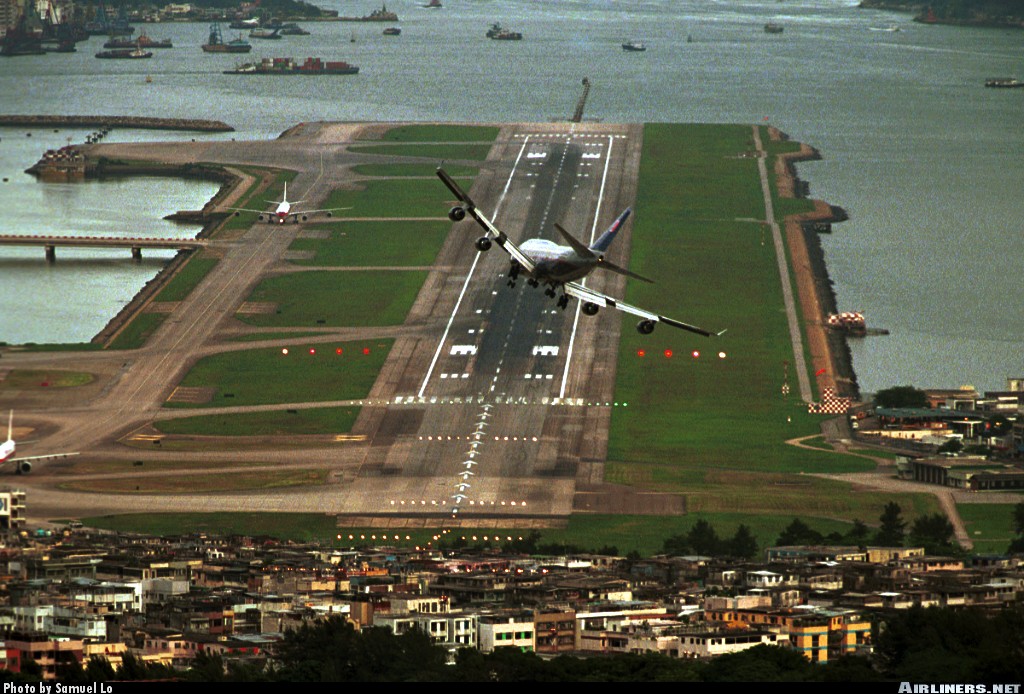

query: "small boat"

left=486, top=23, right=522, bottom=40
left=279, top=23, right=310, bottom=35
left=423, top=0, right=442, bottom=7
left=764, top=22, right=784, bottom=34
left=622, top=41, right=646, bottom=52
left=249, top=28, right=282, bottom=39
left=985, top=77, right=1024, bottom=88
left=383, top=27, right=401, bottom=36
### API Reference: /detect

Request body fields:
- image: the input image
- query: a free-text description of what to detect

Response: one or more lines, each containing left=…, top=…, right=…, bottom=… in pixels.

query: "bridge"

left=0, top=235, right=207, bottom=262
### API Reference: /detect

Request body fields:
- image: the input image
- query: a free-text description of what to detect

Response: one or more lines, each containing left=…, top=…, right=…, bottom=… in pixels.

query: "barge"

left=224, top=57, right=359, bottom=75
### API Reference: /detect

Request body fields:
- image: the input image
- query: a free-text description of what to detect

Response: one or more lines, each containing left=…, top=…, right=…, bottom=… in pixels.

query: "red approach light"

left=281, top=348, right=289, bottom=355
left=664, top=349, right=673, bottom=359
left=362, top=347, right=371, bottom=355
left=335, top=348, right=343, bottom=355
left=309, top=348, right=316, bottom=355
left=692, top=350, right=701, bottom=359
left=637, top=349, right=646, bottom=358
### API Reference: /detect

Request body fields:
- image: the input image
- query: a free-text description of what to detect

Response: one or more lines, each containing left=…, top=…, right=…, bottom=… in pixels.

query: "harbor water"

left=1, top=0, right=1022, bottom=393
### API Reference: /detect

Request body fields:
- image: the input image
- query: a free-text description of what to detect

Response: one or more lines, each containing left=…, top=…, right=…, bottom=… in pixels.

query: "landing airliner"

left=437, top=168, right=723, bottom=337
left=1, top=411, right=78, bottom=474
left=229, top=182, right=349, bottom=224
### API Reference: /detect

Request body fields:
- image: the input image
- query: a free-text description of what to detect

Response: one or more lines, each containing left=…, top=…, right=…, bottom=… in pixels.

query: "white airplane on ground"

left=228, top=182, right=350, bottom=224
left=1, top=411, right=79, bottom=474
left=437, top=168, right=723, bottom=336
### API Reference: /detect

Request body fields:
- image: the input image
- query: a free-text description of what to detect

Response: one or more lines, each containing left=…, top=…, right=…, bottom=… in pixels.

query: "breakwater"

left=0, top=115, right=234, bottom=132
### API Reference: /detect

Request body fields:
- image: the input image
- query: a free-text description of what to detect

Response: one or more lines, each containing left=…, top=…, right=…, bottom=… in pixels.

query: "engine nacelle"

left=582, top=302, right=599, bottom=316
left=299, top=214, right=308, bottom=222
left=326, top=212, right=333, bottom=218
left=449, top=206, right=467, bottom=222
left=637, top=319, right=656, bottom=335
left=16, top=461, right=31, bottom=475
left=475, top=236, right=492, bottom=252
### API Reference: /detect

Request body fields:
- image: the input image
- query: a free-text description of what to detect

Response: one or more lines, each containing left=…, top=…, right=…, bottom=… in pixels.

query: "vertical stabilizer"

left=590, top=208, right=632, bottom=253
left=6, top=411, right=12, bottom=443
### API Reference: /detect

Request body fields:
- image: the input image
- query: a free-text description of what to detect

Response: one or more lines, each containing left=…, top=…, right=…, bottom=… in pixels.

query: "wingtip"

left=715, top=329, right=728, bottom=337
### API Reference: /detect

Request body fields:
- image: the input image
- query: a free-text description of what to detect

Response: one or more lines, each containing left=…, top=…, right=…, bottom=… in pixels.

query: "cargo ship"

left=224, top=56, right=359, bottom=75
left=104, top=32, right=172, bottom=49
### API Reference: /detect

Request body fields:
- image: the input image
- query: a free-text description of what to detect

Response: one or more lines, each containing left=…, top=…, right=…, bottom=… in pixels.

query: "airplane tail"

left=6, top=411, right=11, bottom=443
left=589, top=208, right=631, bottom=253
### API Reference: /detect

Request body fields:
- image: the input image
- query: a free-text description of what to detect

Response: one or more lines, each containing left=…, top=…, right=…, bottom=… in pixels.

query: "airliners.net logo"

left=899, top=685, right=1021, bottom=693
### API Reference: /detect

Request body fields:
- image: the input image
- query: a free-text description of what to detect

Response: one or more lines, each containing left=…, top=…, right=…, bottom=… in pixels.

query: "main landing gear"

left=507, top=261, right=521, bottom=287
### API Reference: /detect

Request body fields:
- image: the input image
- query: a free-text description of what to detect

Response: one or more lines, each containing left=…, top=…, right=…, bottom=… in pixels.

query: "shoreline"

left=768, top=127, right=859, bottom=401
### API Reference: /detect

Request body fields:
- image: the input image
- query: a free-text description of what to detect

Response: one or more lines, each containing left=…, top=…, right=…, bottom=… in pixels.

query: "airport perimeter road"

left=335, top=123, right=644, bottom=523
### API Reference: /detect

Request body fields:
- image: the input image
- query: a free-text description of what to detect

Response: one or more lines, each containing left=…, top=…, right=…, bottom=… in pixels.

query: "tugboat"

left=486, top=22, right=522, bottom=40
left=763, top=22, right=784, bottom=34
left=201, top=23, right=252, bottom=53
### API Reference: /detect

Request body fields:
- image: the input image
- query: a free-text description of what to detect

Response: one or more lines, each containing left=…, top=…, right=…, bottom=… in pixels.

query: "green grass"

left=291, top=220, right=451, bottom=266
left=350, top=163, right=479, bottom=178
left=367, top=124, right=501, bottom=142
left=168, top=339, right=391, bottom=408
left=347, top=143, right=492, bottom=161
left=237, top=270, right=427, bottom=327
left=957, top=503, right=1018, bottom=554
left=154, top=406, right=361, bottom=435
left=0, top=370, right=93, bottom=388
left=155, top=256, right=220, bottom=302
left=79, top=512, right=869, bottom=556
left=106, top=313, right=168, bottom=350
left=322, top=178, right=453, bottom=218
left=603, top=123, right=917, bottom=521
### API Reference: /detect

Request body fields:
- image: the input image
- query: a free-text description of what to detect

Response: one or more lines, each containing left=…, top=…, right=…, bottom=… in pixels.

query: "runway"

left=337, top=123, right=644, bottom=522
left=2, top=122, right=645, bottom=524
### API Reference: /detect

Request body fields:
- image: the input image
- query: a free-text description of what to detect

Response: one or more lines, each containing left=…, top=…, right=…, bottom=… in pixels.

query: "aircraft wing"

left=564, top=281, right=722, bottom=338
left=436, top=168, right=537, bottom=274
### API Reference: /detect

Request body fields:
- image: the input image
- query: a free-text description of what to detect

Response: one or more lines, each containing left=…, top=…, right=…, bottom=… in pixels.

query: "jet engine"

left=637, top=320, right=656, bottom=335
left=258, top=214, right=268, bottom=222
left=449, top=206, right=467, bottom=222
left=16, top=461, right=31, bottom=474
left=582, top=302, right=599, bottom=316
left=299, top=214, right=308, bottom=222
left=475, top=236, right=492, bottom=252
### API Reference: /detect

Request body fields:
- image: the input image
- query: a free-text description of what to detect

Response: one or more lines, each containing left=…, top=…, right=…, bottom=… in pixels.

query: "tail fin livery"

left=590, top=208, right=631, bottom=253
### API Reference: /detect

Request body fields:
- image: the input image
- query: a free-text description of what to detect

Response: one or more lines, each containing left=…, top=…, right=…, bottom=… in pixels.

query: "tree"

left=874, top=385, right=928, bottom=409
left=727, top=524, right=759, bottom=559
left=686, top=519, right=722, bottom=556
left=776, top=518, right=823, bottom=546
left=846, top=518, right=871, bottom=545
left=876, top=502, right=906, bottom=546
left=909, top=513, right=956, bottom=555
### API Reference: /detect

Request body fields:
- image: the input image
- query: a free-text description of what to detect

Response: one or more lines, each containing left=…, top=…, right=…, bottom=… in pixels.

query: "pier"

left=0, top=235, right=207, bottom=262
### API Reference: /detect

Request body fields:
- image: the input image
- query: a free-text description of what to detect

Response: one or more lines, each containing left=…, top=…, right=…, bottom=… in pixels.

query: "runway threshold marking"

left=418, top=135, right=532, bottom=398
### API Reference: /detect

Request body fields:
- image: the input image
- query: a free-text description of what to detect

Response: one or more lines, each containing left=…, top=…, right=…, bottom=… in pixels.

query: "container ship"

left=224, top=57, right=359, bottom=75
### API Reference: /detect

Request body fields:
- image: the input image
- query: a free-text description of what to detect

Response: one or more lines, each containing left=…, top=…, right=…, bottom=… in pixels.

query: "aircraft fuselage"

left=518, top=239, right=597, bottom=284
